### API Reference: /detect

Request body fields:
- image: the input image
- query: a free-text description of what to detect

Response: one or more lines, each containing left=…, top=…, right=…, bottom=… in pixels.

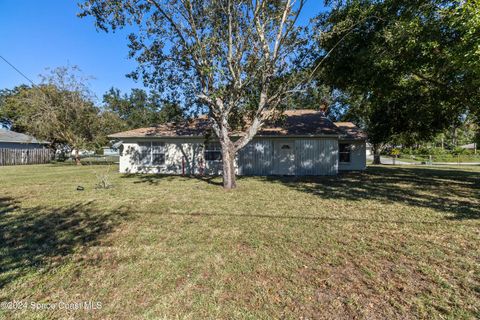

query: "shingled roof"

left=0, top=128, right=49, bottom=144
left=334, top=122, right=368, bottom=140
left=108, top=110, right=366, bottom=140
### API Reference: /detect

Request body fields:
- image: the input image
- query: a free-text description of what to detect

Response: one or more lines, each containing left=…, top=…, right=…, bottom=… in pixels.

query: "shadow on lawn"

left=123, top=173, right=223, bottom=186
left=0, top=199, right=130, bottom=289
left=0, top=197, right=20, bottom=215
left=123, top=166, right=479, bottom=220
left=260, top=166, right=480, bottom=220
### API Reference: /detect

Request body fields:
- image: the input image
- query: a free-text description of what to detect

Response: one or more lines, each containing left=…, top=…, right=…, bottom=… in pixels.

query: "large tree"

left=79, top=0, right=316, bottom=189
left=314, top=0, right=480, bottom=163
left=0, top=66, right=113, bottom=164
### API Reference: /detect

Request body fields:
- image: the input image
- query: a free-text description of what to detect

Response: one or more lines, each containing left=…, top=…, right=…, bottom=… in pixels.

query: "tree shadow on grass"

left=122, top=166, right=479, bottom=221
left=122, top=173, right=223, bottom=186
left=258, top=166, right=480, bottom=220
left=0, top=200, right=130, bottom=289
left=0, top=197, right=20, bottom=215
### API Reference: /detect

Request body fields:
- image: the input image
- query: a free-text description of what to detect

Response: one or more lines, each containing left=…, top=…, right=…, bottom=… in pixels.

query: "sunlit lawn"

left=0, top=164, right=479, bottom=319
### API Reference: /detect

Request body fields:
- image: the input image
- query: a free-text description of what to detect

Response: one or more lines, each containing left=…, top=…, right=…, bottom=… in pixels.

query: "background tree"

left=0, top=85, right=32, bottom=131
left=102, top=87, right=184, bottom=128
left=79, top=0, right=316, bottom=189
left=314, top=0, right=480, bottom=163
left=1, top=66, right=106, bottom=164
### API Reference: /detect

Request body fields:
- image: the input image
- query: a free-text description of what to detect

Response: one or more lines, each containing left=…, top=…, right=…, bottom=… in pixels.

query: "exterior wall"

left=294, top=139, right=338, bottom=175
left=0, top=142, right=47, bottom=149
left=338, top=140, right=367, bottom=171
left=237, top=138, right=338, bottom=176
left=237, top=139, right=275, bottom=175
left=120, top=138, right=212, bottom=174
left=121, top=137, right=341, bottom=176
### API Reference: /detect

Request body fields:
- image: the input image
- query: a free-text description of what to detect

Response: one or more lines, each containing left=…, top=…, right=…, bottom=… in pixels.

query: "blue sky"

left=0, top=1, right=326, bottom=102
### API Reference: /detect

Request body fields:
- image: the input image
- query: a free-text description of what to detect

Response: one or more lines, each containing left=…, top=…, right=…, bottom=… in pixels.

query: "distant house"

left=0, top=128, right=51, bottom=165
left=0, top=128, right=49, bottom=149
left=109, top=110, right=367, bottom=176
left=460, top=143, right=477, bottom=152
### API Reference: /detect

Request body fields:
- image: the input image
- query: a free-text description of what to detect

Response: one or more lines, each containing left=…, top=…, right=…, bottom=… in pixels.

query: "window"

left=138, top=142, right=165, bottom=166
left=339, top=143, right=351, bottom=163
left=151, top=142, right=165, bottom=165
left=204, top=142, right=222, bottom=161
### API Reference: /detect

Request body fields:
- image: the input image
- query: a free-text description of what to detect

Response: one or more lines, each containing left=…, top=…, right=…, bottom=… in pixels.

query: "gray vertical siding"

left=238, top=138, right=338, bottom=176
left=294, top=139, right=338, bottom=175
left=238, top=139, right=274, bottom=175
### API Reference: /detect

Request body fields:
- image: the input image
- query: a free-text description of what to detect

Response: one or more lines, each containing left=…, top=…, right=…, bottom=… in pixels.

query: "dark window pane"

left=205, top=143, right=222, bottom=161
left=151, top=142, right=165, bottom=152
left=205, top=151, right=222, bottom=161
left=339, top=152, right=351, bottom=163
left=339, top=143, right=351, bottom=153
left=339, top=143, right=351, bottom=163
left=152, top=153, right=165, bottom=165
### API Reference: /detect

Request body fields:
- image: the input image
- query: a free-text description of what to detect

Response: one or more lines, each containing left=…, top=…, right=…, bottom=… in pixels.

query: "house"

left=0, top=128, right=49, bottom=149
left=0, top=128, right=51, bottom=166
left=108, top=110, right=367, bottom=176
left=460, top=143, right=477, bottom=153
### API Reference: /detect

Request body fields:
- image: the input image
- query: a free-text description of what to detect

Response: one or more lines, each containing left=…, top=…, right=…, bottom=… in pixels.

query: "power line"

left=0, top=55, right=37, bottom=86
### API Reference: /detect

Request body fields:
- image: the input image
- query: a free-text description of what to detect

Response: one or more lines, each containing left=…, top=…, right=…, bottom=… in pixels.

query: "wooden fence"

left=0, top=148, right=53, bottom=166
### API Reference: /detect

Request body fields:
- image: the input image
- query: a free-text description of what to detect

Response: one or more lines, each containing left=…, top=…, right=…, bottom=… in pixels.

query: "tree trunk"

left=372, top=144, right=382, bottom=165
left=221, top=142, right=236, bottom=190
left=74, top=149, right=82, bottom=166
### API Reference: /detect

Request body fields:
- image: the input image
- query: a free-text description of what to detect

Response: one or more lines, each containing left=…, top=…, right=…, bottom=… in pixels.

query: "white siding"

left=120, top=138, right=207, bottom=174
left=338, top=140, right=367, bottom=171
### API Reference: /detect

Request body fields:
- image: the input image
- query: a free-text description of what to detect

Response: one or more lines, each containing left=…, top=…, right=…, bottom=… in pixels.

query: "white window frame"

left=138, top=141, right=166, bottom=166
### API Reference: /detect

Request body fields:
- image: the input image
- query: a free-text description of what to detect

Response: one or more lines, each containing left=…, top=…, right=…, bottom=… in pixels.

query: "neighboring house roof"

left=0, top=128, right=49, bottom=144
left=108, top=110, right=366, bottom=140
left=334, top=122, right=368, bottom=140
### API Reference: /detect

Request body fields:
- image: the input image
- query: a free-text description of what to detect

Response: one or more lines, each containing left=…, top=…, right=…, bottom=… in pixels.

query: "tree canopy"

left=102, top=87, right=184, bottom=129
left=315, top=0, right=480, bottom=160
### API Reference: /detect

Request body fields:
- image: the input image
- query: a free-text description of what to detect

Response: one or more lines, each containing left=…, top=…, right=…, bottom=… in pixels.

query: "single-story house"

left=108, top=110, right=367, bottom=176
left=0, top=128, right=49, bottom=149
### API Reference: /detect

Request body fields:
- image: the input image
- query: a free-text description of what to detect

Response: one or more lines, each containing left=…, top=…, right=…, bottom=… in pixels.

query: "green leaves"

left=315, top=0, right=480, bottom=146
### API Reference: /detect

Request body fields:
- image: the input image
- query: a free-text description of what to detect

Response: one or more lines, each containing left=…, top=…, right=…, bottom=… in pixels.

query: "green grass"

left=396, top=155, right=480, bottom=163
left=0, top=164, right=479, bottom=319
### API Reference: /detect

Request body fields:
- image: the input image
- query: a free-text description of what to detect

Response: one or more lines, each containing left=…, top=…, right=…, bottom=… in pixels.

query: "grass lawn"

left=0, top=164, right=479, bottom=319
